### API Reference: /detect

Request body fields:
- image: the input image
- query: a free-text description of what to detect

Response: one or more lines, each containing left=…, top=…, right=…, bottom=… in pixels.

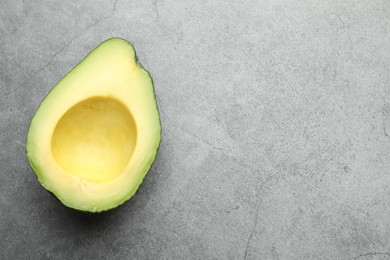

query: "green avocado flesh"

left=26, top=38, right=161, bottom=212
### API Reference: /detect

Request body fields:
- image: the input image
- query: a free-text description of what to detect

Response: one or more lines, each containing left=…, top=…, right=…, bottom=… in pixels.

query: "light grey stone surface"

left=1, top=0, right=390, bottom=259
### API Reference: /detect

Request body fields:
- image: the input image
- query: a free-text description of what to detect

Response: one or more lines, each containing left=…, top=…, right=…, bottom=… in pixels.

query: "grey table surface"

left=1, top=0, right=390, bottom=259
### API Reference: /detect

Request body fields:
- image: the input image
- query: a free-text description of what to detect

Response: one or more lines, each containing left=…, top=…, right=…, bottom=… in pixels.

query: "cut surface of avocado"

left=51, top=97, right=137, bottom=183
left=26, top=38, right=161, bottom=212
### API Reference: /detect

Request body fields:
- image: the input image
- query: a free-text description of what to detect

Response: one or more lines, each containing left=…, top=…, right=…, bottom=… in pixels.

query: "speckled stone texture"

left=1, top=0, right=390, bottom=259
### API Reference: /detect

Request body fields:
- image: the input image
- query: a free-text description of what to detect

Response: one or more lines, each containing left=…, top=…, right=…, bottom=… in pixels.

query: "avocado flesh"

left=52, top=97, right=137, bottom=183
left=26, top=38, right=161, bottom=212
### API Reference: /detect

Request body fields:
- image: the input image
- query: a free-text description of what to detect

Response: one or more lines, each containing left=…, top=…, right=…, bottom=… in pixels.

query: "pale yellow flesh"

left=51, top=97, right=137, bottom=183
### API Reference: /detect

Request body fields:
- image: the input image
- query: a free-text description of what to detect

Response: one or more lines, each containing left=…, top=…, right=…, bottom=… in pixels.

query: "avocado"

left=26, top=38, right=161, bottom=212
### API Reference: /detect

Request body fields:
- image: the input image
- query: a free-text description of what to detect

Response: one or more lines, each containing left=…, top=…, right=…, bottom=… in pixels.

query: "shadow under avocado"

left=45, top=189, right=136, bottom=233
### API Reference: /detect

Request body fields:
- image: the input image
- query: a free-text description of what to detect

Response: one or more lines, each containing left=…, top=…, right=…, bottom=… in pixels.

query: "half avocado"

left=26, top=38, right=161, bottom=212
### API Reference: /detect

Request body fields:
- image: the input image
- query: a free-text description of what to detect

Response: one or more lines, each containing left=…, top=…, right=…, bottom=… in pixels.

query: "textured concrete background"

left=1, top=0, right=390, bottom=259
